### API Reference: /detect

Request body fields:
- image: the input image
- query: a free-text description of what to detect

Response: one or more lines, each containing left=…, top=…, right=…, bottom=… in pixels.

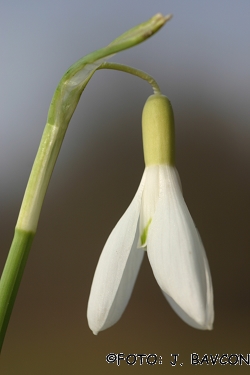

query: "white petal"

left=87, top=172, right=146, bottom=334
left=147, top=165, right=214, bottom=330
left=139, top=165, right=161, bottom=247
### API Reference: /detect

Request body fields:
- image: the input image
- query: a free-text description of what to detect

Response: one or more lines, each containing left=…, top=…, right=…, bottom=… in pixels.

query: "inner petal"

left=138, top=165, right=160, bottom=247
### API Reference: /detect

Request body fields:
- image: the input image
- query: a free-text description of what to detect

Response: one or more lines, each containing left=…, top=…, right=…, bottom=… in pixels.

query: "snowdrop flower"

left=87, top=94, right=214, bottom=335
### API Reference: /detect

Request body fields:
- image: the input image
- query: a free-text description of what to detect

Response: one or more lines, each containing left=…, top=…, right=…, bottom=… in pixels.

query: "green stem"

left=0, top=13, right=172, bottom=352
left=0, top=230, right=34, bottom=350
left=98, top=62, right=161, bottom=94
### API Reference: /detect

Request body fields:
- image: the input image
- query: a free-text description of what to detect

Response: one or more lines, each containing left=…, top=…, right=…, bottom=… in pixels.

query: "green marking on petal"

left=140, top=218, right=152, bottom=247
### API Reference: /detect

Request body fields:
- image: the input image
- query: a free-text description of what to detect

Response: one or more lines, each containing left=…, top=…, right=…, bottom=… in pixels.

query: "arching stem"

left=98, top=62, right=161, bottom=94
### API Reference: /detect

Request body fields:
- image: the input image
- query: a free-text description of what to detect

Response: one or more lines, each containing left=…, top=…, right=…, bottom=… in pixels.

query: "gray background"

left=1, top=0, right=250, bottom=374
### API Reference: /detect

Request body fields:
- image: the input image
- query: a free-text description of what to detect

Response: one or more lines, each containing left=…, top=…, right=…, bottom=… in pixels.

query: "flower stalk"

left=0, top=14, right=171, bottom=352
left=98, top=62, right=161, bottom=94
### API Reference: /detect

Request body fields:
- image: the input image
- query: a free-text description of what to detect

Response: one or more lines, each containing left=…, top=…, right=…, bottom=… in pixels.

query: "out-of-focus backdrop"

left=1, top=1, right=250, bottom=374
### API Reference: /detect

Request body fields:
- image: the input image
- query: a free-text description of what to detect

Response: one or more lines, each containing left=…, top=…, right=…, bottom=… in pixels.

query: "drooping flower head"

left=87, top=94, right=214, bottom=334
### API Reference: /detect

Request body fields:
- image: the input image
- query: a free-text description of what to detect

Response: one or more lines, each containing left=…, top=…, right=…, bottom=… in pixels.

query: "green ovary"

left=142, top=94, right=175, bottom=166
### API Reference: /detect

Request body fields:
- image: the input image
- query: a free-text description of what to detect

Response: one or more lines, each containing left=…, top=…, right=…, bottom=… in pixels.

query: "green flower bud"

left=142, top=94, right=175, bottom=166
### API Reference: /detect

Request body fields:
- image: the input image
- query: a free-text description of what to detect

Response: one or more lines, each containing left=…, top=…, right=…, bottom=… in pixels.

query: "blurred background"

left=1, top=1, right=250, bottom=374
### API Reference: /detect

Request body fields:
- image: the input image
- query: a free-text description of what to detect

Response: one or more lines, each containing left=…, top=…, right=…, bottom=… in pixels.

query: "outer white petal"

left=87, top=172, right=146, bottom=335
left=147, top=165, right=214, bottom=330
